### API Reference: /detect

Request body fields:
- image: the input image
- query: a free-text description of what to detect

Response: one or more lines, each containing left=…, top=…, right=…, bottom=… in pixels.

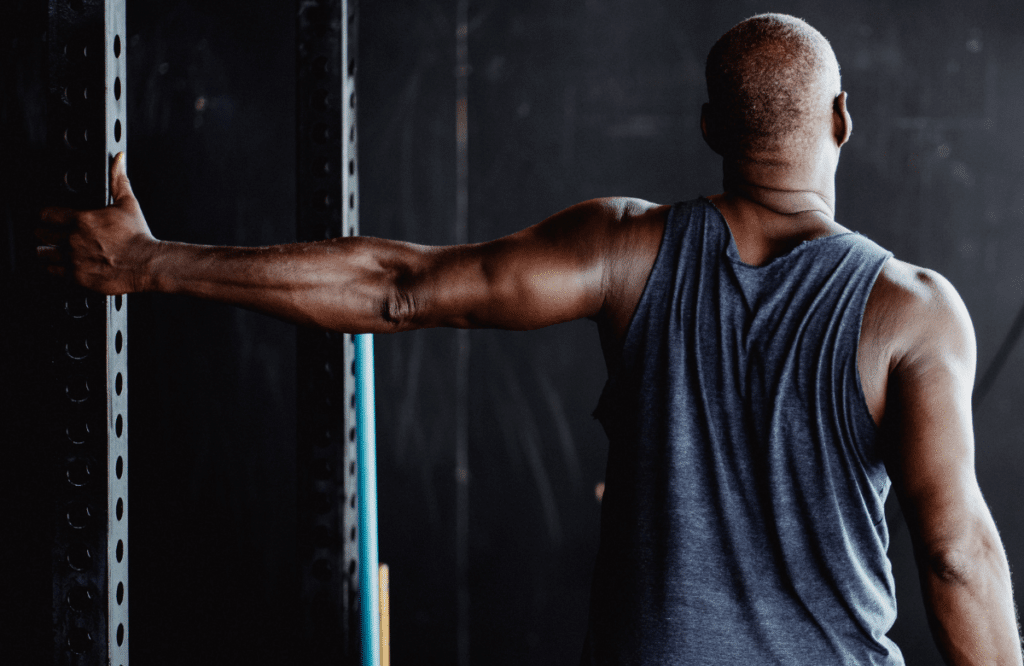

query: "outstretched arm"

left=37, top=153, right=648, bottom=334
left=883, top=267, right=1022, bottom=665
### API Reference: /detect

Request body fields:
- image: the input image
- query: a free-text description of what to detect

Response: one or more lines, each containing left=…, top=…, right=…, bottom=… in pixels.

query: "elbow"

left=379, top=282, right=420, bottom=332
left=927, top=549, right=977, bottom=586
left=924, top=531, right=1004, bottom=587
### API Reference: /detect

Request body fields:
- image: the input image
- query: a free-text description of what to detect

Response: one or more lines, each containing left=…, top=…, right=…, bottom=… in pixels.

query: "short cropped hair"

left=705, top=14, right=841, bottom=159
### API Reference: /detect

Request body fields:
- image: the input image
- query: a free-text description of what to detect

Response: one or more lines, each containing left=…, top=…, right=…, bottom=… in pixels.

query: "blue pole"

left=355, top=333, right=380, bottom=666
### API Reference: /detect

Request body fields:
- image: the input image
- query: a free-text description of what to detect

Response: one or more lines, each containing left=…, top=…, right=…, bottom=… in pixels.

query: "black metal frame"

left=296, top=0, right=361, bottom=662
left=46, top=0, right=128, bottom=664
left=44, top=0, right=365, bottom=661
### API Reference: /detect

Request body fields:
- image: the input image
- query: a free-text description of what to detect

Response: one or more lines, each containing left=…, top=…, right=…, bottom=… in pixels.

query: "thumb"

left=109, top=151, right=135, bottom=204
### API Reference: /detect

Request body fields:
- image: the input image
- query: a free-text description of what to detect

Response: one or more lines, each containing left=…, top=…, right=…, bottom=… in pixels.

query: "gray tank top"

left=583, top=198, right=902, bottom=665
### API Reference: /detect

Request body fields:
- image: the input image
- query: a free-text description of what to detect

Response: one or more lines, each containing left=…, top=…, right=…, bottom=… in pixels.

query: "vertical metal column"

left=454, top=2, right=471, bottom=664
left=296, top=0, right=361, bottom=663
left=355, top=333, right=380, bottom=666
left=46, top=0, right=128, bottom=664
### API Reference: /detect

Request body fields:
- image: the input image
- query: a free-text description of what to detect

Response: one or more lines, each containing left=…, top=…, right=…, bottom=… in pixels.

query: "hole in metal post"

left=311, top=123, right=329, bottom=144
left=67, top=502, right=91, bottom=529
left=67, top=423, right=90, bottom=445
left=114, top=77, right=121, bottom=100
left=114, top=120, right=122, bottom=142
left=68, top=585, right=94, bottom=612
left=67, top=544, right=92, bottom=572
left=312, top=459, right=333, bottom=480
left=63, top=127, right=80, bottom=150
left=348, top=160, right=355, bottom=175
left=65, top=297, right=89, bottom=318
left=115, top=294, right=123, bottom=311
left=66, top=378, right=90, bottom=403
left=67, top=627, right=93, bottom=654
left=67, top=458, right=91, bottom=486
left=114, top=35, right=121, bottom=57
left=115, top=373, right=123, bottom=395
left=116, top=623, right=124, bottom=646
left=116, top=582, right=124, bottom=605
left=313, top=191, right=332, bottom=211
left=116, top=330, right=123, bottom=353
left=66, top=338, right=89, bottom=360
left=115, top=415, right=123, bottom=438
left=116, top=456, right=123, bottom=479
left=116, top=539, right=123, bottom=562
left=116, top=497, right=124, bottom=521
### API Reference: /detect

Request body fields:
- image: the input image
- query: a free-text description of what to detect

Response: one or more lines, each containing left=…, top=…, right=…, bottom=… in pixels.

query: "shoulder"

left=560, top=197, right=669, bottom=285
left=871, top=258, right=976, bottom=375
left=582, top=198, right=672, bottom=340
left=569, top=196, right=669, bottom=228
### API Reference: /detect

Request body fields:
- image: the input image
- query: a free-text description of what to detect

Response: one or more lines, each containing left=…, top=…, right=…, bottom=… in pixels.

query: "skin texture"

left=37, top=14, right=1021, bottom=664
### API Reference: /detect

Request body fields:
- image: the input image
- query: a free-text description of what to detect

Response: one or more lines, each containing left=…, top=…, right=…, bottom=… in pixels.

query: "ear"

left=701, top=103, right=722, bottom=155
left=833, top=91, right=852, bottom=147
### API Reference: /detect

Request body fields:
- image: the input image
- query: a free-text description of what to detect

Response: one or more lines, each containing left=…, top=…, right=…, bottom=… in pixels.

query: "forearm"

left=922, top=541, right=1022, bottom=665
left=143, top=236, right=415, bottom=333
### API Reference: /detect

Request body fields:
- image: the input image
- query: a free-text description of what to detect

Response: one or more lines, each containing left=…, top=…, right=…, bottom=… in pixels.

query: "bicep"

left=402, top=199, right=621, bottom=331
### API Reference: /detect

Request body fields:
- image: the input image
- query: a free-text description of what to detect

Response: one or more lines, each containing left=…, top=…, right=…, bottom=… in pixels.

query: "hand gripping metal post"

left=46, top=0, right=128, bottom=664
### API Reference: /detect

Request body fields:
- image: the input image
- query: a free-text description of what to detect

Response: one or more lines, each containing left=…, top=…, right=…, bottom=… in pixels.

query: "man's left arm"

left=37, top=153, right=654, bottom=334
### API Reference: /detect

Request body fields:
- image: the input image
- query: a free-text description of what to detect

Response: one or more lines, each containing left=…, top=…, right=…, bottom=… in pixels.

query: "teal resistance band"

left=355, top=333, right=380, bottom=666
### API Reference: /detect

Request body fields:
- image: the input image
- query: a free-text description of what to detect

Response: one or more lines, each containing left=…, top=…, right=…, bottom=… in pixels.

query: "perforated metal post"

left=296, top=0, right=361, bottom=662
left=46, top=0, right=128, bottom=664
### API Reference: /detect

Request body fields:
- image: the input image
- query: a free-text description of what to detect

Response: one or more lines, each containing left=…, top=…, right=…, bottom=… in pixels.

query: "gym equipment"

left=46, top=0, right=129, bottom=663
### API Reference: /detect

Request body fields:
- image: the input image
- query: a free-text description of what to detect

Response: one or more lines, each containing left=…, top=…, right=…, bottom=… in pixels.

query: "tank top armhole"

left=851, top=251, right=895, bottom=455
left=616, top=200, right=685, bottom=365
left=593, top=200, right=690, bottom=425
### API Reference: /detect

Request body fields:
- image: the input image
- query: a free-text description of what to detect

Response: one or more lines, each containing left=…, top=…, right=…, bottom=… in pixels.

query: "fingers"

left=109, top=151, right=134, bottom=204
left=36, top=244, right=68, bottom=280
left=36, top=244, right=63, bottom=265
left=40, top=205, right=75, bottom=225
left=34, top=226, right=66, bottom=245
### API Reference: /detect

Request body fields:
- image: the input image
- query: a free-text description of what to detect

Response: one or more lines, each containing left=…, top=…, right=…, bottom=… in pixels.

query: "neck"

left=721, top=148, right=838, bottom=219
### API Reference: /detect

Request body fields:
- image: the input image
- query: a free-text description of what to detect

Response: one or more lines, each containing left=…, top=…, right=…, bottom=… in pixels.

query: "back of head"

left=705, top=14, right=841, bottom=163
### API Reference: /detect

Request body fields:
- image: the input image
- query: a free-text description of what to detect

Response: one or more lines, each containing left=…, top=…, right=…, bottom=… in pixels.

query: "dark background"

left=3, top=0, right=1024, bottom=664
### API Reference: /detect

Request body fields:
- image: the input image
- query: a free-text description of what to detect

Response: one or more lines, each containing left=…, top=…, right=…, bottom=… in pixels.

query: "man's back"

left=583, top=198, right=901, bottom=665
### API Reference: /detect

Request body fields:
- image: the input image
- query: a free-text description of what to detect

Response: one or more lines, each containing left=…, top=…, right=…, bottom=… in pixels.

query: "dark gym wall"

left=3, top=1, right=1023, bottom=665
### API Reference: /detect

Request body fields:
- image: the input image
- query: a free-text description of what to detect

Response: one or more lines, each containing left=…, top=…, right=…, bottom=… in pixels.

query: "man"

left=37, top=12, right=1020, bottom=665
